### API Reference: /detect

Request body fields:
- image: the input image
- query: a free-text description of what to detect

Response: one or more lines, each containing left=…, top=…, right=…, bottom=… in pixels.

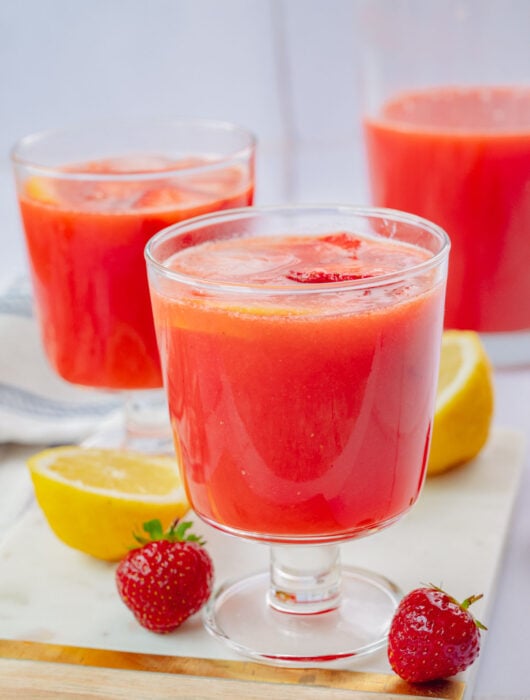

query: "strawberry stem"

left=426, top=583, right=488, bottom=631
left=131, top=518, right=206, bottom=550
left=461, top=593, right=483, bottom=609
left=461, top=592, right=487, bottom=630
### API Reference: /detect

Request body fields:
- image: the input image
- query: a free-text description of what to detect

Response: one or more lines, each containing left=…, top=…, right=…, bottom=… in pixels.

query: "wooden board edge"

left=0, top=638, right=465, bottom=699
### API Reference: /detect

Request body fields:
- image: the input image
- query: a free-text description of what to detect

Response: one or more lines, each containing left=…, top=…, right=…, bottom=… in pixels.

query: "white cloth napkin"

left=0, top=277, right=120, bottom=445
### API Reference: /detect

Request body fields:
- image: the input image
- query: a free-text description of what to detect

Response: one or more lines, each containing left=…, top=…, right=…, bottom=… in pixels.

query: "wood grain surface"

left=0, top=639, right=465, bottom=699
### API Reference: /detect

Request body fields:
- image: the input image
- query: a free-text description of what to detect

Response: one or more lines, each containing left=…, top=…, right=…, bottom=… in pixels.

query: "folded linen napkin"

left=0, top=277, right=120, bottom=445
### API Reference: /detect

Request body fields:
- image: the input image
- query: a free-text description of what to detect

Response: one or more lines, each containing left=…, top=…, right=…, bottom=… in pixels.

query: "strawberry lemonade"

left=147, top=207, right=449, bottom=543
left=13, top=122, right=255, bottom=391
left=364, top=86, right=530, bottom=332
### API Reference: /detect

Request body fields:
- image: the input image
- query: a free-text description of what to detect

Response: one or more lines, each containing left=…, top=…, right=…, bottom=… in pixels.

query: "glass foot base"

left=203, top=567, right=401, bottom=666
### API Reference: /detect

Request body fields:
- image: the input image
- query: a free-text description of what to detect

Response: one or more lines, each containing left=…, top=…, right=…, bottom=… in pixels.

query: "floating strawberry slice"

left=321, top=233, right=362, bottom=252
left=185, top=165, right=246, bottom=196
left=134, top=186, right=189, bottom=210
left=66, top=156, right=191, bottom=175
left=286, top=269, right=370, bottom=283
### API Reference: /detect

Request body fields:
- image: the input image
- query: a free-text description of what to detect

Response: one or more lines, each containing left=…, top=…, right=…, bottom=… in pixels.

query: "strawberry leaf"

left=170, top=520, right=206, bottom=545
left=172, top=520, right=193, bottom=540
left=130, top=518, right=207, bottom=550
left=142, top=519, right=165, bottom=541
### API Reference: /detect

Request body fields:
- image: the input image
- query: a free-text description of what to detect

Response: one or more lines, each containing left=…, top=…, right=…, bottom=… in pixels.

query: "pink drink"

left=364, top=85, right=530, bottom=332
left=150, top=229, right=446, bottom=542
left=18, top=157, right=254, bottom=389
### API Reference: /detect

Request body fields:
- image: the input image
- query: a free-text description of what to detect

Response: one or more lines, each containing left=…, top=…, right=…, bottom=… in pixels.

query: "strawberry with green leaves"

left=388, top=584, right=487, bottom=683
left=116, top=519, right=214, bottom=633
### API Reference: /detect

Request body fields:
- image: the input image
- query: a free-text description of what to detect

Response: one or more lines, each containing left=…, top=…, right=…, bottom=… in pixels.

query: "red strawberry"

left=115, top=519, right=214, bottom=633
left=388, top=585, right=486, bottom=683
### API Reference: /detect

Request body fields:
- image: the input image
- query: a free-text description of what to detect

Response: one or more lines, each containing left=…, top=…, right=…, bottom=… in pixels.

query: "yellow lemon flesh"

left=27, top=447, right=189, bottom=561
left=24, top=176, right=57, bottom=204
left=427, top=330, right=494, bottom=476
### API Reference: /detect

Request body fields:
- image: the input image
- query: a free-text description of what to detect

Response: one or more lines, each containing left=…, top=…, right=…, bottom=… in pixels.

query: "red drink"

left=364, top=86, right=530, bottom=332
left=17, top=157, right=254, bottom=389
left=150, top=228, right=446, bottom=542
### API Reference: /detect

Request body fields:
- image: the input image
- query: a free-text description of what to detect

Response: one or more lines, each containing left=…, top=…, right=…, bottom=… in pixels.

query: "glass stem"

left=268, top=544, right=342, bottom=614
left=123, top=389, right=172, bottom=451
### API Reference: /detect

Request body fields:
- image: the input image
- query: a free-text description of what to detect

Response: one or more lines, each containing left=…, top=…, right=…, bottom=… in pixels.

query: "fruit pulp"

left=151, top=232, right=445, bottom=542
left=364, top=85, right=530, bottom=332
left=19, top=156, right=254, bottom=389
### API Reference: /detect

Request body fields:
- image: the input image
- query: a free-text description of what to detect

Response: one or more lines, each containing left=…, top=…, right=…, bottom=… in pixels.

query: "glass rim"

left=10, top=117, right=257, bottom=182
left=145, top=204, right=451, bottom=296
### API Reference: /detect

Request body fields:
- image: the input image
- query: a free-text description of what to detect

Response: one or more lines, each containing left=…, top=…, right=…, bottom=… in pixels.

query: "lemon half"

left=427, top=330, right=494, bottom=475
left=27, top=447, right=189, bottom=560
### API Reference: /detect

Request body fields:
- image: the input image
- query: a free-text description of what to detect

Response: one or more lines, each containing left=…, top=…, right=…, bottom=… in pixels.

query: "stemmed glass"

left=11, top=120, right=256, bottom=451
left=145, top=205, right=449, bottom=663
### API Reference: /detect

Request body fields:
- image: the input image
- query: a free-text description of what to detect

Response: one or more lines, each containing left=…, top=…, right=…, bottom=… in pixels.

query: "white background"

left=0, top=0, right=366, bottom=279
left=1, top=1, right=529, bottom=697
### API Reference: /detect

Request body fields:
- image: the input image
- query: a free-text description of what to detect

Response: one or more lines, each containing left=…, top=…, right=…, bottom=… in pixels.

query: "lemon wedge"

left=427, top=330, right=494, bottom=475
left=24, top=176, right=57, bottom=204
left=27, top=447, right=189, bottom=561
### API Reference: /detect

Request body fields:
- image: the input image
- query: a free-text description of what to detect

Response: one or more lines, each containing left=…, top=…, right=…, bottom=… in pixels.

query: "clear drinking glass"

left=11, top=120, right=256, bottom=450
left=358, top=0, right=530, bottom=367
left=145, top=205, right=449, bottom=663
